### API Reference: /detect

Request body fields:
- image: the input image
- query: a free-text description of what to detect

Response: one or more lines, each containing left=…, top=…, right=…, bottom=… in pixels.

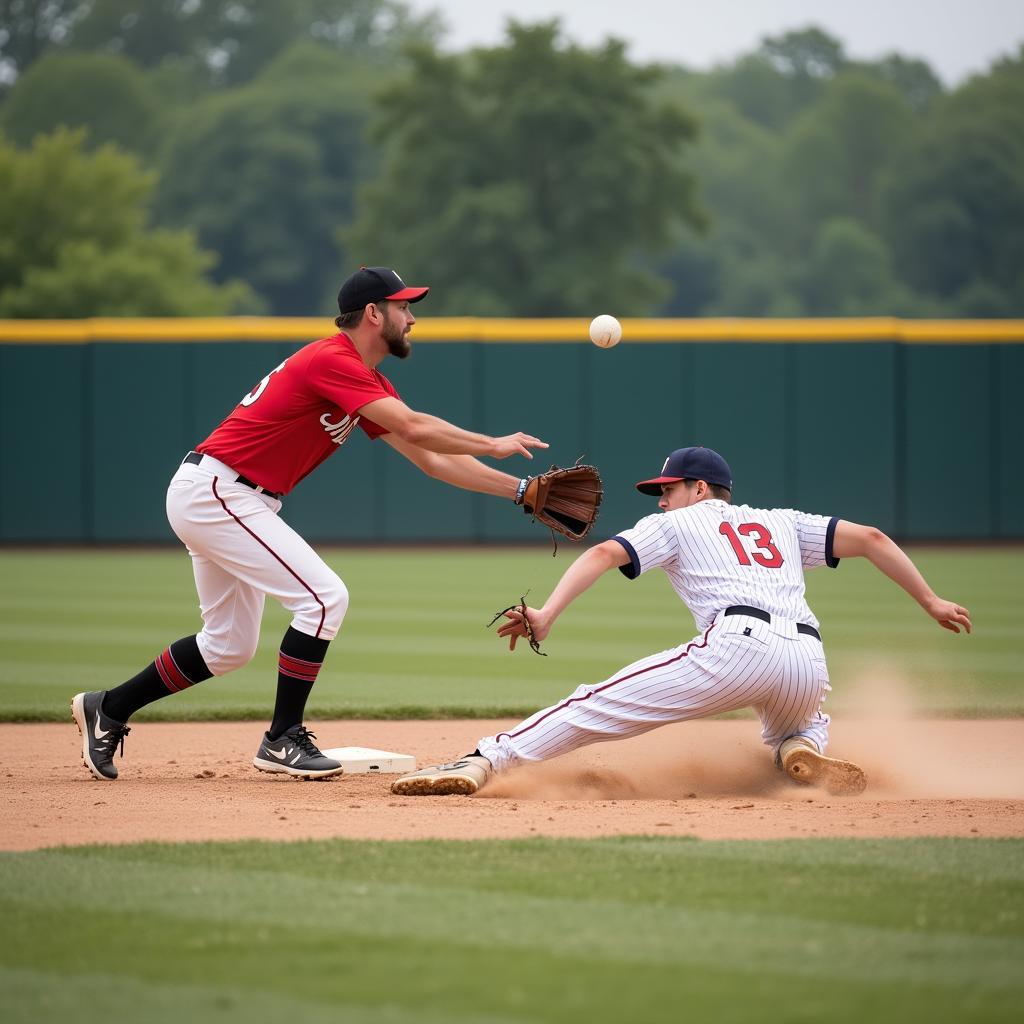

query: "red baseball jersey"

left=196, top=333, right=400, bottom=494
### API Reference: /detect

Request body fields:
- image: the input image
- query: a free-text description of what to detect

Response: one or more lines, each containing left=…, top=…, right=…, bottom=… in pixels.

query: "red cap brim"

left=635, top=475, right=684, bottom=496
left=386, top=286, right=429, bottom=303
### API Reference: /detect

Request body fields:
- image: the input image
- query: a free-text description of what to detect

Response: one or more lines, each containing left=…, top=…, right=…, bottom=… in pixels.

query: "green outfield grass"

left=0, top=546, right=1020, bottom=721
left=2, top=836, right=1021, bottom=1024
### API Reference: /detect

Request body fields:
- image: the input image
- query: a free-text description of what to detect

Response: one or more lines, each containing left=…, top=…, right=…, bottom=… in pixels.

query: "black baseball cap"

left=337, top=266, right=429, bottom=315
left=635, top=446, right=733, bottom=495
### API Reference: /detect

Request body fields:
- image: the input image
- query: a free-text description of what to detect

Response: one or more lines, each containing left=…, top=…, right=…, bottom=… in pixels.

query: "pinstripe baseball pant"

left=477, top=608, right=831, bottom=771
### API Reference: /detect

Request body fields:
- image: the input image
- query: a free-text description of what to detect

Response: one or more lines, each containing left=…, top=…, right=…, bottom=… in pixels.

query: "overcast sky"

left=406, top=0, right=1024, bottom=85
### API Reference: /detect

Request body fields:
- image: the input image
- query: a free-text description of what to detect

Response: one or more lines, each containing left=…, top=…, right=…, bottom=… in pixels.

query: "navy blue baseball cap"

left=338, top=266, right=429, bottom=315
left=635, top=446, right=733, bottom=495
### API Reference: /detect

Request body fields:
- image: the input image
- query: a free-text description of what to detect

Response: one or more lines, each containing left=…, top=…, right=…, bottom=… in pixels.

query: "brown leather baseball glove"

left=515, top=460, right=603, bottom=543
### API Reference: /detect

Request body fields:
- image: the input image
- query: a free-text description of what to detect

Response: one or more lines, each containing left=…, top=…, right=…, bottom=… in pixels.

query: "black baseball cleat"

left=72, top=691, right=130, bottom=780
left=252, top=724, right=344, bottom=780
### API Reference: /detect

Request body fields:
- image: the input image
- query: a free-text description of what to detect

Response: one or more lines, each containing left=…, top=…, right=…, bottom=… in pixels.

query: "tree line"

left=1, top=1, right=1021, bottom=318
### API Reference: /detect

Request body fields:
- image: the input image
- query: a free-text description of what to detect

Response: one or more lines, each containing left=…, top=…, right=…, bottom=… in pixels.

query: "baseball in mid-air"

left=589, top=314, right=622, bottom=348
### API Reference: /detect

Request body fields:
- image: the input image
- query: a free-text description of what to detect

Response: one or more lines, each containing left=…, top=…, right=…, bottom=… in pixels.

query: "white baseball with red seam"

left=589, top=314, right=622, bottom=348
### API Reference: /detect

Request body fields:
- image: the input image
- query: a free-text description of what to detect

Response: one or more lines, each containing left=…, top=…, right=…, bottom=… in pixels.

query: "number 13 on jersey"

left=719, top=522, right=784, bottom=568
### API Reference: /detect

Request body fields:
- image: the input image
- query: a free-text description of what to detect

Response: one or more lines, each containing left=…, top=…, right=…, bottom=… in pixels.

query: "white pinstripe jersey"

left=613, top=500, right=840, bottom=631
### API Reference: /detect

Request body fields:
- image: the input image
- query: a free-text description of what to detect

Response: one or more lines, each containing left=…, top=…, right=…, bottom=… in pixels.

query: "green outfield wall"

left=1, top=317, right=1022, bottom=543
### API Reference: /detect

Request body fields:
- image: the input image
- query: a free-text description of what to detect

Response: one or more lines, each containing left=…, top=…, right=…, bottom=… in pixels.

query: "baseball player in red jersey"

left=73, top=267, right=549, bottom=781
left=392, top=446, right=973, bottom=797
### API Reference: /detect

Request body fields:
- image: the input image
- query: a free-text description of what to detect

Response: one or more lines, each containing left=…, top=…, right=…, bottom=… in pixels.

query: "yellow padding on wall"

left=0, top=316, right=1022, bottom=344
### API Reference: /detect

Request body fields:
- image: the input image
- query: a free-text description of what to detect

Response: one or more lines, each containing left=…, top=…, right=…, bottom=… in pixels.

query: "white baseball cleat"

left=780, top=737, right=867, bottom=796
left=391, top=755, right=492, bottom=796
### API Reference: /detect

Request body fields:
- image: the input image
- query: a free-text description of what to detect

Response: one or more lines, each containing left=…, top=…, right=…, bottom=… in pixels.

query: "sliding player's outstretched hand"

left=925, top=596, right=972, bottom=634
left=488, top=600, right=549, bottom=656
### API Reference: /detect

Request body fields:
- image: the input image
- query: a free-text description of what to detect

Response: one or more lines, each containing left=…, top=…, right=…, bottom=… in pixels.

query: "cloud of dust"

left=475, top=668, right=1024, bottom=801
left=478, top=728, right=796, bottom=802
left=823, top=661, right=1022, bottom=799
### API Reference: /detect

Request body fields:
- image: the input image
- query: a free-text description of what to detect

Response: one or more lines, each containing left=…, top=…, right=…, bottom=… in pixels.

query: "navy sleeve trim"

left=825, top=516, right=841, bottom=568
left=612, top=536, right=641, bottom=579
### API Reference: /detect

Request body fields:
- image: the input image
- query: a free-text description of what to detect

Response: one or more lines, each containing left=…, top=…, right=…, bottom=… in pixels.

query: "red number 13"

left=719, top=522, right=784, bottom=568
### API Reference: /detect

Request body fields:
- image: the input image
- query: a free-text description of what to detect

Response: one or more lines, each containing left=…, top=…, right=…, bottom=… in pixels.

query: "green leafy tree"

left=783, top=72, right=913, bottom=229
left=702, top=245, right=803, bottom=317
left=0, top=128, right=255, bottom=316
left=154, top=41, right=379, bottom=315
left=954, top=278, right=1019, bottom=317
left=652, top=236, right=719, bottom=316
left=67, top=0, right=441, bottom=84
left=699, top=55, right=806, bottom=131
left=673, top=27, right=843, bottom=133
left=1, top=51, right=164, bottom=157
left=879, top=49, right=1024, bottom=313
left=756, top=25, right=846, bottom=113
left=760, top=26, right=847, bottom=80
left=347, top=21, right=703, bottom=316
left=641, top=28, right=1008, bottom=318
left=1, top=1, right=441, bottom=88
left=671, top=28, right=851, bottom=135
left=856, top=54, right=943, bottom=111
left=651, top=96, right=799, bottom=314
left=802, top=217, right=927, bottom=315
left=0, top=0, right=87, bottom=84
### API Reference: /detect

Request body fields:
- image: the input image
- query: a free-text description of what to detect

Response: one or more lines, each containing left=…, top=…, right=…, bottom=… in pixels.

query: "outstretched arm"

left=831, top=521, right=972, bottom=633
left=361, top=396, right=547, bottom=460
left=381, top=433, right=521, bottom=499
left=496, top=540, right=631, bottom=650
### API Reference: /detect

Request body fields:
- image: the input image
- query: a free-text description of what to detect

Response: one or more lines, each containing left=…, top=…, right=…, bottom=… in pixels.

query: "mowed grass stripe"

left=1, top=860, right=1019, bottom=988
left=8, top=836, right=1020, bottom=938
left=2, top=838, right=1022, bottom=1024
left=607, top=834, right=1024, bottom=888
left=1, top=547, right=1020, bottom=720
left=1, top=967, right=475, bottom=1024
left=13, top=910, right=986, bottom=1024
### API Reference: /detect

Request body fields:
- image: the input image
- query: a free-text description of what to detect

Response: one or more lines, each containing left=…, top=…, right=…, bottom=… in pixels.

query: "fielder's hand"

left=491, top=433, right=549, bottom=459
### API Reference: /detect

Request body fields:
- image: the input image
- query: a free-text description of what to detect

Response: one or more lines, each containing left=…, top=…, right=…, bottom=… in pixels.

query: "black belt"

left=183, top=451, right=282, bottom=500
left=724, top=605, right=821, bottom=641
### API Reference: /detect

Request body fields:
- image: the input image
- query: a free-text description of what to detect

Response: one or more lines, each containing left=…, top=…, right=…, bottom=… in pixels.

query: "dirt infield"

left=4, top=718, right=1023, bottom=851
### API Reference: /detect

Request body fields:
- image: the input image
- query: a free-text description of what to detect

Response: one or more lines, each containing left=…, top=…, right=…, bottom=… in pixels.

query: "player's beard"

left=383, top=311, right=411, bottom=359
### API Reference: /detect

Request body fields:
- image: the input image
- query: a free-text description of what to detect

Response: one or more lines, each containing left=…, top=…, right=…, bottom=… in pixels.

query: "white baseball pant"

left=477, top=609, right=831, bottom=771
left=165, top=456, right=349, bottom=675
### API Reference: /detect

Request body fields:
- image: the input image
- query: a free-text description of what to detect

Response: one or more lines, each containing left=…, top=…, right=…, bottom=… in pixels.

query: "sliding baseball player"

left=393, top=445, right=972, bottom=797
